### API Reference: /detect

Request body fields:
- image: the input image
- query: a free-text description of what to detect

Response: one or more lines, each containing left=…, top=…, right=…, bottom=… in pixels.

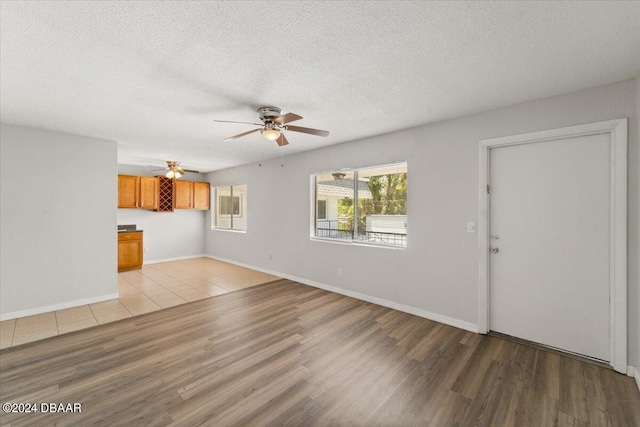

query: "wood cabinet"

left=174, top=180, right=210, bottom=210
left=174, top=180, right=193, bottom=209
left=118, top=175, right=159, bottom=210
left=118, top=175, right=139, bottom=208
left=139, top=177, right=158, bottom=210
left=118, top=175, right=209, bottom=211
left=193, top=182, right=211, bottom=210
left=118, top=232, right=143, bottom=271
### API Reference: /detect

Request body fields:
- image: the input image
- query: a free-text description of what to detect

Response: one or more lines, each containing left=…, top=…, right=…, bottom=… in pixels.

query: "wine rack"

left=157, top=176, right=174, bottom=212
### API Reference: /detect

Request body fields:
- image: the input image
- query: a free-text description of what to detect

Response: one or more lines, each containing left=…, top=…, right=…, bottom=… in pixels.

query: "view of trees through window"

left=314, top=163, right=407, bottom=247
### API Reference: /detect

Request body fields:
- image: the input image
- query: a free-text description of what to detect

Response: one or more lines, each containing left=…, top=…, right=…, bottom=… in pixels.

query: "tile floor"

left=0, top=257, right=279, bottom=349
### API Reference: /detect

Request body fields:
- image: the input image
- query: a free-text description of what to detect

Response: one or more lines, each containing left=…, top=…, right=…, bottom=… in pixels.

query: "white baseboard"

left=205, top=255, right=478, bottom=333
left=144, top=254, right=207, bottom=265
left=0, top=293, right=119, bottom=321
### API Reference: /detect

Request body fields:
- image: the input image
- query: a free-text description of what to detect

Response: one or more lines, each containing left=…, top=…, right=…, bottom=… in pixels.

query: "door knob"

left=490, top=247, right=499, bottom=253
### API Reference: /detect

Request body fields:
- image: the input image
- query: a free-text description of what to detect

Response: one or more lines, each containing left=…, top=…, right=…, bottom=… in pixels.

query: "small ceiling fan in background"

left=215, top=106, right=329, bottom=146
left=151, top=160, right=199, bottom=179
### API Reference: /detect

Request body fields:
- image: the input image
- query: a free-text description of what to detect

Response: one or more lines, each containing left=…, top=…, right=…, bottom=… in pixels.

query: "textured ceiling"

left=1, top=1, right=639, bottom=172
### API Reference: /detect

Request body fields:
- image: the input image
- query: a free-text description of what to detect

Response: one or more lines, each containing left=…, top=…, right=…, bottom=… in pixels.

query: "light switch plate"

left=467, top=222, right=476, bottom=233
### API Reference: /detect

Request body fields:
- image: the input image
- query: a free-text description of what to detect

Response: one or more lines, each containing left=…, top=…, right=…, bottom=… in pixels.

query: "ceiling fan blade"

left=285, top=125, right=329, bottom=137
left=274, top=112, right=303, bottom=125
left=214, top=119, right=263, bottom=126
left=276, top=133, right=289, bottom=147
left=182, top=169, right=200, bottom=173
left=223, top=128, right=261, bottom=141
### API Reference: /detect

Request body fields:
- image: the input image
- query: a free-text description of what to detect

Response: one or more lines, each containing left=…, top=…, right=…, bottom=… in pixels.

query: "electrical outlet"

left=268, top=254, right=272, bottom=261
left=337, top=268, right=342, bottom=277
left=467, top=222, right=476, bottom=233
left=144, top=247, right=148, bottom=253
left=248, top=251, right=252, bottom=258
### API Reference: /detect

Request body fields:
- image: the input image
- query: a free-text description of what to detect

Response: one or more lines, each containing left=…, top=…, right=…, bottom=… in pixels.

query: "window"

left=317, top=200, right=327, bottom=220
left=213, top=184, right=247, bottom=231
left=219, top=195, right=240, bottom=215
left=312, top=162, right=407, bottom=247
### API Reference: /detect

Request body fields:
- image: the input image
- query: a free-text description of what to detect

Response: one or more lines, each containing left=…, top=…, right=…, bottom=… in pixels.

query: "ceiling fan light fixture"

left=217, top=107, right=328, bottom=145
left=174, top=171, right=182, bottom=179
left=261, top=128, right=281, bottom=141
left=166, top=170, right=175, bottom=179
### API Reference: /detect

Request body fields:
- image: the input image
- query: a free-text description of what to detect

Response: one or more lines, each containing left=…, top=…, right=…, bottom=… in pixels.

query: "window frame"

left=212, top=184, right=247, bottom=232
left=311, top=162, right=407, bottom=249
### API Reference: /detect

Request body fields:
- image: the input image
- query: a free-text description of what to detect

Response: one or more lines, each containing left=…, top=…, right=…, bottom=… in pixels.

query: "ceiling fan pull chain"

left=258, top=151, right=262, bottom=167
left=281, top=148, right=284, bottom=167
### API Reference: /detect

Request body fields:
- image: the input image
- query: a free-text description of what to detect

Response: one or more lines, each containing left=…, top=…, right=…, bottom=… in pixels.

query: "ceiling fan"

left=215, top=106, right=329, bottom=146
left=152, top=160, right=199, bottom=179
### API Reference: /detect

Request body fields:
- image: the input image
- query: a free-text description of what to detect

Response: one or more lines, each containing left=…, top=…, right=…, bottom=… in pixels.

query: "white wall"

left=205, top=79, right=639, bottom=364
left=1, top=124, right=117, bottom=319
left=117, top=165, right=206, bottom=262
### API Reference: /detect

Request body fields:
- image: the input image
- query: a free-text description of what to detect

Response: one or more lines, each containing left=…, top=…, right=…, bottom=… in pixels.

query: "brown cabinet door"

left=193, top=182, right=210, bottom=210
left=118, top=232, right=143, bottom=271
left=139, top=177, right=159, bottom=210
left=174, top=180, right=193, bottom=209
left=118, top=175, right=139, bottom=208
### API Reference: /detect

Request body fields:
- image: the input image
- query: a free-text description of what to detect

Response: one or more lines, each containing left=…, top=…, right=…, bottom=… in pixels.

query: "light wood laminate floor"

left=0, top=258, right=278, bottom=348
left=1, top=279, right=639, bottom=426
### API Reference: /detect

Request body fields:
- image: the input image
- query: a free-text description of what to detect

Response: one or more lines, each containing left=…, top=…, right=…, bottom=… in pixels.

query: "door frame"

left=477, top=118, right=628, bottom=373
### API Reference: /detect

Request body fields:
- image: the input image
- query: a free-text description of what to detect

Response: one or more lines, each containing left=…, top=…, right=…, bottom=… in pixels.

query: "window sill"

left=310, top=237, right=406, bottom=250
left=211, top=228, right=247, bottom=234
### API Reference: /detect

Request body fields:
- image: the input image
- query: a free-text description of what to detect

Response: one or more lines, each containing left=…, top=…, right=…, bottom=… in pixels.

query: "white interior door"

left=489, top=133, right=611, bottom=361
